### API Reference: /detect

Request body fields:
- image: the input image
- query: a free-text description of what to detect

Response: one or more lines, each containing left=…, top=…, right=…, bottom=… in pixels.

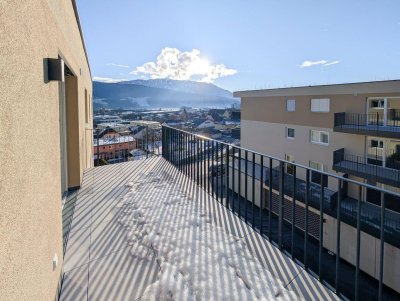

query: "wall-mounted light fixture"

left=47, top=58, right=65, bottom=82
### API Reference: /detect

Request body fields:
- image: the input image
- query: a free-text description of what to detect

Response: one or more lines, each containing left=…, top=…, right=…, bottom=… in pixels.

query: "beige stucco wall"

left=241, top=93, right=400, bottom=128
left=323, top=215, right=400, bottom=292
left=241, top=120, right=365, bottom=192
left=0, top=1, right=92, bottom=300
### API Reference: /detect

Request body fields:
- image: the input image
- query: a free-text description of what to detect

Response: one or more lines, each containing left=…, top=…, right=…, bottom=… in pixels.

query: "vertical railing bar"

left=220, top=142, right=223, bottom=204
left=202, top=139, right=205, bottom=188
left=203, top=139, right=206, bottom=188
left=245, top=150, right=248, bottom=223
left=260, top=155, right=264, bottom=234
left=238, top=150, right=242, bottom=217
left=291, top=166, right=296, bottom=259
left=268, top=158, right=273, bottom=241
left=226, top=144, right=230, bottom=208
left=305, top=169, right=310, bottom=268
left=196, top=137, right=200, bottom=184
left=378, top=191, right=385, bottom=301
left=318, top=172, right=324, bottom=280
left=179, top=132, right=181, bottom=169
left=278, top=161, right=284, bottom=249
left=215, top=142, right=219, bottom=202
left=335, top=179, right=342, bottom=293
left=191, top=134, right=193, bottom=180
left=355, top=186, right=362, bottom=301
left=252, top=152, right=256, bottom=226
left=232, top=147, right=236, bottom=213
left=207, top=139, right=210, bottom=194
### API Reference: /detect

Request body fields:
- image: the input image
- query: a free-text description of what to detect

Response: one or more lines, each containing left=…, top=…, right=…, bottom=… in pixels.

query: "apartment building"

left=0, top=1, right=92, bottom=300
left=235, top=80, right=400, bottom=211
left=234, top=80, right=400, bottom=293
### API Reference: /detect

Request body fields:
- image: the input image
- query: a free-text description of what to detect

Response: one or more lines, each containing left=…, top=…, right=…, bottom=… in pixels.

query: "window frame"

left=286, top=127, right=295, bottom=139
left=286, top=99, right=296, bottom=112
left=311, top=98, right=330, bottom=113
left=310, top=130, right=329, bottom=146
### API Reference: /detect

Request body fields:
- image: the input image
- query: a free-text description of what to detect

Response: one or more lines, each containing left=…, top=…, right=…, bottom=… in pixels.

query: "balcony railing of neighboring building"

left=162, top=125, right=400, bottom=301
left=334, top=110, right=400, bottom=138
left=93, top=126, right=162, bottom=166
left=333, top=148, right=400, bottom=189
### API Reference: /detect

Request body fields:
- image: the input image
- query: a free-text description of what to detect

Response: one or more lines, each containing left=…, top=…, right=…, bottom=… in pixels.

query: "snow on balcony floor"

left=60, top=157, right=338, bottom=301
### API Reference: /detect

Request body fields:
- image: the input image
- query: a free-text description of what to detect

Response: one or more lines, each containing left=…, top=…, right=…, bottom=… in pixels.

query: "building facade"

left=0, top=1, right=92, bottom=300
left=235, top=80, right=400, bottom=209
left=234, top=80, right=400, bottom=292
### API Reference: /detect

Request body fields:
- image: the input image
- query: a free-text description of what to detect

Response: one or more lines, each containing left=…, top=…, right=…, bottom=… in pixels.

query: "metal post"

left=355, top=186, right=362, bottom=301
left=335, top=179, right=342, bottom=293
left=378, top=191, right=385, bottom=301
left=245, top=150, right=248, bottom=222
left=96, top=129, right=100, bottom=166
left=196, top=137, right=200, bottom=184
left=278, top=161, right=284, bottom=249
left=238, top=150, right=242, bottom=217
left=305, top=169, right=310, bottom=268
left=252, top=152, right=256, bottom=226
left=319, top=172, right=325, bottom=280
left=207, top=139, right=210, bottom=193
left=260, top=155, right=264, bottom=233
left=268, top=158, right=273, bottom=241
left=220, top=142, right=223, bottom=203
left=291, top=166, right=296, bottom=259
left=232, top=147, right=236, bottom=213
left=215, top=142, right=219, bottom=202
left=146, top=125, right=149, bottom=159
left=226, top=144, right=230, bottom=208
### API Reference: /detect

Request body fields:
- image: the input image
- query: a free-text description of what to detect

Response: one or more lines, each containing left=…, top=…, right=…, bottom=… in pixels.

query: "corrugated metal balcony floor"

left=59, top=157, right=338, bottom=301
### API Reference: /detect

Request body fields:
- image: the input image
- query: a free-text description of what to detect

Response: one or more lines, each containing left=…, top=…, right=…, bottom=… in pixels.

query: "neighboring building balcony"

left=334, top=110, right=400, bottom=138
left=333, top=148, right=400, bottom=188
left=60, top=126, right=400, bottom=301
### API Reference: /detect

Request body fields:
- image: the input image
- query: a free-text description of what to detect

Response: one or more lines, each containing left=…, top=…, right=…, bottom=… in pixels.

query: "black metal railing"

left=334, top=111, right=400, bottom=137
left=333, top=148, right=400, bottom=189
left=93, top=125, right=162, bottom=166
left=162, top=125, right=400, bottom=301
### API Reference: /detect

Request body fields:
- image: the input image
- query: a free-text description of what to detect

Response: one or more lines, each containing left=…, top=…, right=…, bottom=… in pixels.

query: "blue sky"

left=77, top=0, right=400, bottom=92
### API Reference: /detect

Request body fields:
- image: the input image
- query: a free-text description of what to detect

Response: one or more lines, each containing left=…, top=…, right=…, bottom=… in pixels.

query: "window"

left=287, top=128, right=295, bottom=139
left=370, top=99, right=385, bottom=109
left=310, top=130, right=329, bottom=145
left=311, top=98, right=330, bottom=112
left=309, top=161, right=328, bottom=187
left=370, top=139, right=384, bottom=148
left=286, top=99, right=296, bottom=112
left=285, top=154, right=295, bottom=175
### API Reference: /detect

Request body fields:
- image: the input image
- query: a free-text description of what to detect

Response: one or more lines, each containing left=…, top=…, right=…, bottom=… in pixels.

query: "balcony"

left=333, top=148, right=400, bottom=188
left=334, top=111, right=400, bottom=138
left=59, top=127, right=400, bottom=301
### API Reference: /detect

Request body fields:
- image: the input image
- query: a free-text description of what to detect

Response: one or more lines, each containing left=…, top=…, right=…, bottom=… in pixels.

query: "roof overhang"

left=233, top=80, right=400, bottom=98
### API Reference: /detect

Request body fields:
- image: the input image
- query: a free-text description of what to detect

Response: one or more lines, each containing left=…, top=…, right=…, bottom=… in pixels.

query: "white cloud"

left=92, top=76, right=127, bottom=83
left=131, top=47, right=237, bottom=83
left=323, top=60, right=340, bottom=66
left=299, top=60, right=340, bottom=68
left=106, top=63, right=130, bottom=68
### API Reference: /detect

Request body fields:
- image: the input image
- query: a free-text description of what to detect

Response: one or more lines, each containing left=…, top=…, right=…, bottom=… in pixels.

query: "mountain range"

left=93, top=79, right=239, bottom=109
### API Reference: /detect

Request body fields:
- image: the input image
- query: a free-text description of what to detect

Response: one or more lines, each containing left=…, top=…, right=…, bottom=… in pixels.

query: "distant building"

left=191, top=119, right=215, bottom=129
left=235, top=80, right=400, bottom=293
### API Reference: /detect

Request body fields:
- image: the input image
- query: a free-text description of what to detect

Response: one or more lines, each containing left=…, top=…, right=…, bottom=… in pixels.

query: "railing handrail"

left=163, top=125, right=400, bottom=197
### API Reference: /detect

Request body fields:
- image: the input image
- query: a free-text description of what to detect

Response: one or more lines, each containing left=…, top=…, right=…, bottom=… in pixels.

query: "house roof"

left=192, top=119, right=211, bottom=127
